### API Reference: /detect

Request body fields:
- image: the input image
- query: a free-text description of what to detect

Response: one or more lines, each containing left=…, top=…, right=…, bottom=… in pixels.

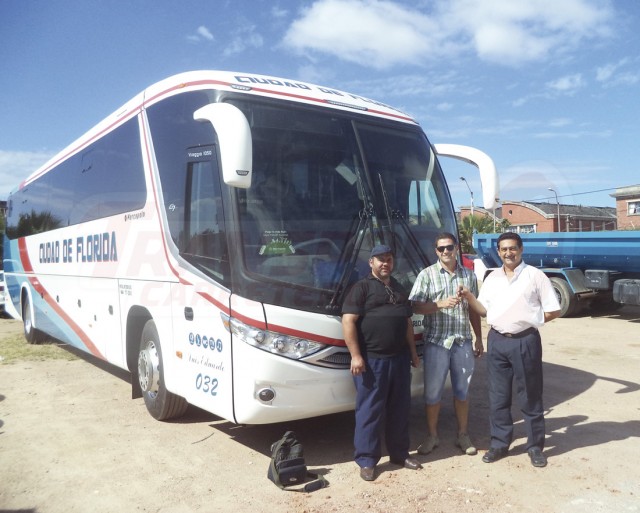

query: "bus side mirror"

left=433, top=143, right=499, bottom=210
left=193, top=103, right=253, bottom=189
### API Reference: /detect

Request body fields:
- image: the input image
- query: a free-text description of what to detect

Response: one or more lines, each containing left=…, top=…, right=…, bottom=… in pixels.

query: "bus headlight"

left=221, top=313, right=324, bottom=360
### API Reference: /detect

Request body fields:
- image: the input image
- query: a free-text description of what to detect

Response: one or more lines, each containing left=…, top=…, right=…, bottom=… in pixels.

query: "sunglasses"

left=383, top=284, right=397, bottom=304
left=436, top=244, right=456, bottom=253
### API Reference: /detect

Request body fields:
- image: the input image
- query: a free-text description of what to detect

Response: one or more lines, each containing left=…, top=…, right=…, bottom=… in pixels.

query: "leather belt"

left=492, top=327, right=538, bottom=338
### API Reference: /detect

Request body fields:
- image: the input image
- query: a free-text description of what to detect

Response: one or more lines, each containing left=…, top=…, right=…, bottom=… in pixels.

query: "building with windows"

left=610, top=184, right=640, bottom=230
left=460, top=201, right=617, bottom=233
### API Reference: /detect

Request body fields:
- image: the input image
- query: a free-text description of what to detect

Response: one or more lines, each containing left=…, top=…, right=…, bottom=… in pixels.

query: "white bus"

left=3, top=70, right=498, bottom=424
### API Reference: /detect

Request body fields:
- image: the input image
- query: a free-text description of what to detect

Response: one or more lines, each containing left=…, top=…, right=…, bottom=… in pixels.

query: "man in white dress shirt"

left=461, top=232, right=560, bottom=468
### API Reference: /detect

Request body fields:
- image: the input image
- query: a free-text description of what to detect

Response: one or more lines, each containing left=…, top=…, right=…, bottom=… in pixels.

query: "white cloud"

left=187, top=25, right=215, bottom=43
left=596, top=61, right=621, bottom=82
left=549, top=118, right=572, bottom=128
left=447, top=0, right=613, bottom=62
left=0, top=150, right=54, bottom=199
left=223, top=23, right=264, bottom=57
left=282, top=0, right=615, bottom=69
left=271, top=6, right=289, bottom=19
left=546, top=73, right=584, bottom=93
left=596, top=58, right=640, bottom=87
left=282, top=0, right=444, bottom=69
left=533, top=128, right=612, bottom=139
left=512, top=73, right=585, bottom=106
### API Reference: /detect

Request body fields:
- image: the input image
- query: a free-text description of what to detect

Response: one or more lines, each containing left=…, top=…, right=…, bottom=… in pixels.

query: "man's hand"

left=473, top=338, right=484, bottom=357
left=350, top=354, right=366, bottom=375
left=438, top=296, right=461, bottom=309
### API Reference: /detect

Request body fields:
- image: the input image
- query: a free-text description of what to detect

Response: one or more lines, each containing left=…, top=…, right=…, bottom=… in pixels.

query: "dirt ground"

left=1, top=307, right=639, bottom=513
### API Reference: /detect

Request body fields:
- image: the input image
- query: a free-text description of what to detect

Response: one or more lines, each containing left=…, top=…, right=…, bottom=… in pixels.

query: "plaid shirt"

left=409, top=261, right=478, bottom=348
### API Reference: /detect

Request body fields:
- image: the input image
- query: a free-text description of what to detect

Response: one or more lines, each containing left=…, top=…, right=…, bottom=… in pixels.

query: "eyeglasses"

left=436, top=244, right=456, bottom=253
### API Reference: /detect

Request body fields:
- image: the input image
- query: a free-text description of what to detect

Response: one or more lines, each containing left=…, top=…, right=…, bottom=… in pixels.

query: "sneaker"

left=417, top=435, right=439, bottom=455
left=456, top=433, right=477, bottom=455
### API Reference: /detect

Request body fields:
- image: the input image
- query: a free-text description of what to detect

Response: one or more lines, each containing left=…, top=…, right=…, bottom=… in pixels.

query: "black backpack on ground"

left=267, top=431, right=328, bottom=492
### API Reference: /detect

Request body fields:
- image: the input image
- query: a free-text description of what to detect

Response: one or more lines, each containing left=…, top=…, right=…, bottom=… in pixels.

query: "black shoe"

left=482, top=447, right=508, bottom=463
left=390, top=456, right=423, bottom=470
left=528, top=447, right=547, bottom=468
left=360, top=466, right=375, bottom=481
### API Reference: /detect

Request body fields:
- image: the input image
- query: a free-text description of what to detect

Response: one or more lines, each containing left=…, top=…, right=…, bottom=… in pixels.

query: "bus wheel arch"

left=133, top=314, right=188, bottom=421
left=126, top=307, right=151, bottom=399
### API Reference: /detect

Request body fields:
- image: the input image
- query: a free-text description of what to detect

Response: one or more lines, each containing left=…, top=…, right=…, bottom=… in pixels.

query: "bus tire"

left=550, top=277, right=578, bottom=317
left=22, top=294, right=45, bottom=344
left=137, top=320, right=188, bottom=421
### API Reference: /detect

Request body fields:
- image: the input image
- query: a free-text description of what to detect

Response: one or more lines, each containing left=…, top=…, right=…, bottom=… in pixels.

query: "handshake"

left=439, top=286, right=468, bottom=309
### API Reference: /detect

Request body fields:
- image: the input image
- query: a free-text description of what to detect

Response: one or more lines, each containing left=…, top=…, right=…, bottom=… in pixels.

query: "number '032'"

left=195, top=373, right=218, bottom=396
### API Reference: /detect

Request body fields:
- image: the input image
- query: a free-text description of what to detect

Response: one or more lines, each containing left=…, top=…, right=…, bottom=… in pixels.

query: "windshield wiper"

left=325, top=207, right=374, bottom=313
left=377, top=173, right=429, bottom=275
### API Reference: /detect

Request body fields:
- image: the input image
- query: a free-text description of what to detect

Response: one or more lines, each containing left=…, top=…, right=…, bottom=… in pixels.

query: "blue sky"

left=1, top=0, right=638, bottom=211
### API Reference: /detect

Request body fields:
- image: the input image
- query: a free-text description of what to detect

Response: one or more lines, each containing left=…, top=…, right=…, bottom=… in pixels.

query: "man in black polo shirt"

left=342, top=244, right=422, bottom=481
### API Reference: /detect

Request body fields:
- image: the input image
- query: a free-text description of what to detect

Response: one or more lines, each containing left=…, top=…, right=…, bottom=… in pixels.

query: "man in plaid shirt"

left=409, top=232, right=483, bottom=456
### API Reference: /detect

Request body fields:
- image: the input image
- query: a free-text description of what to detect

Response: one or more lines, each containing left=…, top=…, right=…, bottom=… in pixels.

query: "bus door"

left=169, top=147, right=235, bottom=421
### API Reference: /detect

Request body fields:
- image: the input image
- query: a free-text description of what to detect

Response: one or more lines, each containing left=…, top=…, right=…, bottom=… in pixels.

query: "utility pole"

left=548, top=187, right=560, bottom=232
left=460, top=176, right=474, bottom=217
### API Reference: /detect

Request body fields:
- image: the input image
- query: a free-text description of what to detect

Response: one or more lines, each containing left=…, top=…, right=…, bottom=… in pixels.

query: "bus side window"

left=183, top=157, right=229, bottom=283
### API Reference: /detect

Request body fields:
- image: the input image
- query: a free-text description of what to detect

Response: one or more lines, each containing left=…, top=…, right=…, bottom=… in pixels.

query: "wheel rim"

left=24, top=302, right=33, bottom=335
left=138, top=340, right=160, bottom=397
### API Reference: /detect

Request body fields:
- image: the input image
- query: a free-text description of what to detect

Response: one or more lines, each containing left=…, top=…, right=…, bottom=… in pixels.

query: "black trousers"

left=353, top=350, right=411, bottom=468
left=487, top=328, right=545, bottom=451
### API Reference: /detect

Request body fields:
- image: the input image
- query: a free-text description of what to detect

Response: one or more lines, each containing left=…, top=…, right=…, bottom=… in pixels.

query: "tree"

left=458, top=214, right=510, bottom=253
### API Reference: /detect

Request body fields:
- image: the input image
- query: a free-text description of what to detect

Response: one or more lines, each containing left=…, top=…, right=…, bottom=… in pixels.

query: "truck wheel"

left=137, top=320, right=188, bottom=421
left=550, top=277, right=578, bottom=317
left=22, top=294, right=45, bottom=344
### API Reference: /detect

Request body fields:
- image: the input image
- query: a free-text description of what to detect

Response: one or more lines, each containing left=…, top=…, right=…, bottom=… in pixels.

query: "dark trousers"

left=487, top=328, right=545, bottom=451
left=353, top=350, right=411, bottom=468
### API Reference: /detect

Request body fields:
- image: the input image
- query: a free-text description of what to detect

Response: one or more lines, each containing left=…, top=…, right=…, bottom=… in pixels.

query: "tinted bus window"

left=6, top=117, right=146, bottom=238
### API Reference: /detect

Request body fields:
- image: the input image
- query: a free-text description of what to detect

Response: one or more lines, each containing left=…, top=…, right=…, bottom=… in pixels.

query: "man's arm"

left=544, top=310, right=561, bottom=323
left=406, top=317, right=420, bottom=368
left=459, top=288, right=487, bottom=317
left=412, top=297, right=460, bottom=315
left=469, top=308, right=484, bottom=356
left=341, top=313, right=366, bottom=375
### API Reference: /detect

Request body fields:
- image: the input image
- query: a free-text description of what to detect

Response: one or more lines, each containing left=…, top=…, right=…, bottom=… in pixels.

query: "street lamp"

left=460, top=176, right=474, bottom=217
left=548, top=187, right=560, bottom=232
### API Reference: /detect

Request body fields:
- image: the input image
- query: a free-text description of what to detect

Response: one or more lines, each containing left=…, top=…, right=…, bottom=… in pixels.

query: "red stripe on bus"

left=17, top=239, right=105, bottom=359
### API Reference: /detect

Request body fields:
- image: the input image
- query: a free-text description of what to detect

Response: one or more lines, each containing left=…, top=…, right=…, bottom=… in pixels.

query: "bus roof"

left=144, top=70, right=417, bottom=124
left=17, top=70, right=418, bottom=191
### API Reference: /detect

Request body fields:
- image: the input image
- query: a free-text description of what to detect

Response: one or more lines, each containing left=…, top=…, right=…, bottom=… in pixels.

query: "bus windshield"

left=232, top=100, right=456, bottom=309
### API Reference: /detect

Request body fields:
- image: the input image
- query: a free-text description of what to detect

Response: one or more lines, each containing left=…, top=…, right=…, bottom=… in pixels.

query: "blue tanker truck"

left=473, top=231, right=640, bottom=317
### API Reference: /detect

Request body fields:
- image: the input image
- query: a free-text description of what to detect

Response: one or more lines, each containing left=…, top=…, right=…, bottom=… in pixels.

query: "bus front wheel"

left=22, top=294, right=45, bottom=344
left=137, top=320, right=188, bottom=421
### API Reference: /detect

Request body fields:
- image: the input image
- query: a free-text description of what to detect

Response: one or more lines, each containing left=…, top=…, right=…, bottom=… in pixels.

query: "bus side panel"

left=168, top=280, right=234, bottom=422
left=75, top=276, right=122, bottom=366
left=3, top=236, right=115, bottom=360
left=24, top=274, right=122, bottom=362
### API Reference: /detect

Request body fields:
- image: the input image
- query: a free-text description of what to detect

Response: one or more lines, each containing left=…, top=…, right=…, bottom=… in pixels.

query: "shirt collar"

left=500, top=260, right=527, bottom=277
left=436, top=260, right=460, bottom=275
